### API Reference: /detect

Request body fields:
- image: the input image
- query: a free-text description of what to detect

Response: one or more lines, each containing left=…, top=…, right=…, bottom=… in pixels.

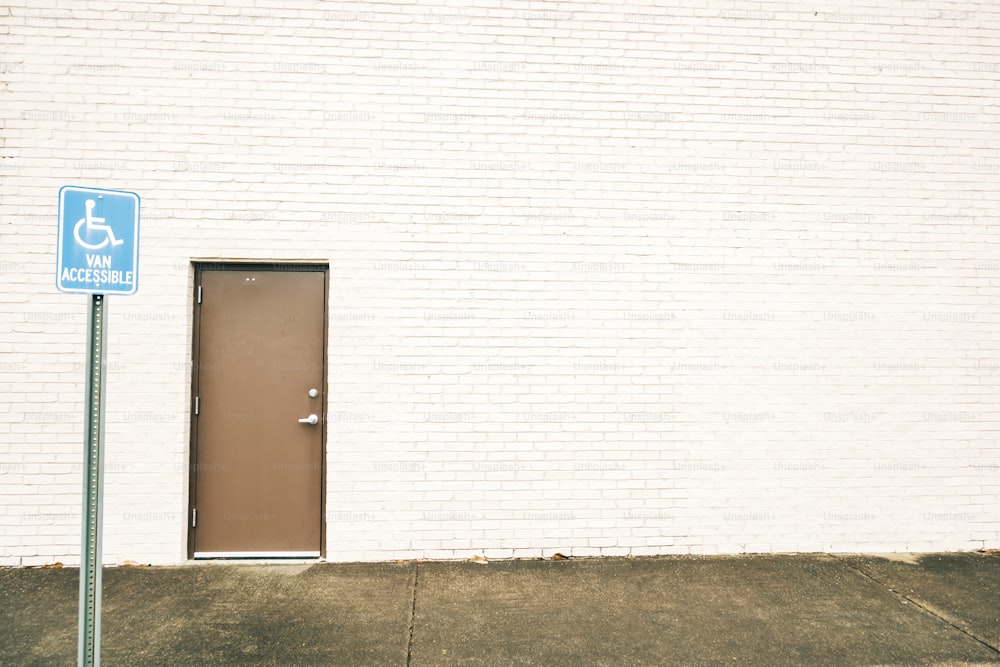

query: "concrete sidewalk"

left=1, top=552, right=998, bottom=666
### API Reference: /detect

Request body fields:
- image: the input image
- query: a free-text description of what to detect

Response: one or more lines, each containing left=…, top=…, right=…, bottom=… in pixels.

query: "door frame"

left=186, top=261, right=329, bottom=559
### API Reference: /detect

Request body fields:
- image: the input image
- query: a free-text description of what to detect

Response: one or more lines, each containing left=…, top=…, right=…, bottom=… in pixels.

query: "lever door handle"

left=298, top=414, right=319, bottom=425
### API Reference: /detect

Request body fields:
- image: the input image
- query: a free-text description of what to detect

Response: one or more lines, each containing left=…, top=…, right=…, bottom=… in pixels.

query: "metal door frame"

left=186, top=261, right=329, bottom=560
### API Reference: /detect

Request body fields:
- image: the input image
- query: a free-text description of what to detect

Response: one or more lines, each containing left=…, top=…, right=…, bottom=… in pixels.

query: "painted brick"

left=1, top=0, right=1000, bottom=566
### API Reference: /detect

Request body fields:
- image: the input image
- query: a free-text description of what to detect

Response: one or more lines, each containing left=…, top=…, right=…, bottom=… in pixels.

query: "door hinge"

left=194, top=396, right=199, bottom=415
left=192, top=508, right=197, bottom=528
left=197, top=285, right=202, bottom=304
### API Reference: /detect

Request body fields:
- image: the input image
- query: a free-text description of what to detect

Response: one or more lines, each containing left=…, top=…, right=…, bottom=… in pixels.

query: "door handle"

left=298, top=414, right=319, bottom=426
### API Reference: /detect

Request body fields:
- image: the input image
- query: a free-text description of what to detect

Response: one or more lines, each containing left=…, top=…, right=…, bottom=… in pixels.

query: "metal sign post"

left=57, top=185, right=139, bottom=667
left=78, top=294, right=107, bottom=667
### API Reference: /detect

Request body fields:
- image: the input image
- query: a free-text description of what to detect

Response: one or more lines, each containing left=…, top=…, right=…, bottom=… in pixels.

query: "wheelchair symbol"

left=74, top=198, right=124, bottom=250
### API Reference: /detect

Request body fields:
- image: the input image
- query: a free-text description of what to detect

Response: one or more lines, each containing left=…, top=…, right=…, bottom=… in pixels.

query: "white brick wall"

left=2, top=1, right=999, bottom=565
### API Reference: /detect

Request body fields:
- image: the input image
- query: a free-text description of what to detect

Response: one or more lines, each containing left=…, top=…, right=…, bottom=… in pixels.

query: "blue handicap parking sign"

left=57, top=186, right=140, bottom=295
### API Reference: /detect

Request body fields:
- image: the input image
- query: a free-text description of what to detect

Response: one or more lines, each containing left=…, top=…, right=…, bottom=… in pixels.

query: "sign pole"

left=57, top=185, right=138, bottom=666
left=78, top=293, right=107, bottom=667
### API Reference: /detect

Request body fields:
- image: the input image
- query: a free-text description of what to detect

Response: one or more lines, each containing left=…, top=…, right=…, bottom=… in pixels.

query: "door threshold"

left=194, top=551, right=321, bottom=560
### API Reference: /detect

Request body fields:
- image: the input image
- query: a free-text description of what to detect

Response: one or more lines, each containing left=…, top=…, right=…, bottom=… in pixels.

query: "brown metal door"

left=190, top=265, right=326, bottom=557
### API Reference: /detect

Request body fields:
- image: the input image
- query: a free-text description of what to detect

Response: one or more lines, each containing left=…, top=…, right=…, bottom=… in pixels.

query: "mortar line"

left=832, top=555, right=1000, bottom=656
left=406, top=563, right=420, bottom=667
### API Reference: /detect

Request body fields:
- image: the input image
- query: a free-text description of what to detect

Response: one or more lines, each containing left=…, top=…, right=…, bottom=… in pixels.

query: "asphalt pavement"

left=1, top=552, right=999, bottom=666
